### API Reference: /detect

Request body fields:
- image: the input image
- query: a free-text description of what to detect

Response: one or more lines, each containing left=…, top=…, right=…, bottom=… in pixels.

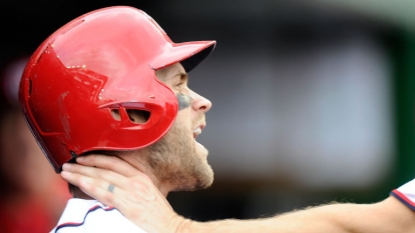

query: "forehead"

left=155, top=62, right=186, bottom=83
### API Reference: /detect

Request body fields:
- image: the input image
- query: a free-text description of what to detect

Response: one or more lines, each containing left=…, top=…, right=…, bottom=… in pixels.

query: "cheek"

left=176, top=93, right=192, bottom=110
left=175, top=110, right=192, bottom=131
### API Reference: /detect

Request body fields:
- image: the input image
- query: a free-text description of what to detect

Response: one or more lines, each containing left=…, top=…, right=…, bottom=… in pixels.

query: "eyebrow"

left=155, top=66, right=188, bottom=83
left=162, top=71, right=188, bottom=83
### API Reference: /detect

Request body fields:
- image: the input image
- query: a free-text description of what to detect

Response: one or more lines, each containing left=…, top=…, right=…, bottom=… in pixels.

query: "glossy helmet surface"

left=19, top=6, right=216, bottom=172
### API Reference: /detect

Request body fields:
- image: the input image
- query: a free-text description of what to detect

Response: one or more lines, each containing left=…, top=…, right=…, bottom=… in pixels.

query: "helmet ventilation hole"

left=126, top=109, right=150, bottom=124
left=111, top=109, right=121, bottom=121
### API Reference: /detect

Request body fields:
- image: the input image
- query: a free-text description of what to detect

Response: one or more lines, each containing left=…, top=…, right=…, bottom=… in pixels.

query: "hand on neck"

left=67, top=152, right=175, bottom=200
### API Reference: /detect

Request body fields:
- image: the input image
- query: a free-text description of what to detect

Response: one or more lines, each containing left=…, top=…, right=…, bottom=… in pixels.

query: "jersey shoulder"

left=51, top=199, right=147, bottom=233
left=391, top=178, right=415, bottom=211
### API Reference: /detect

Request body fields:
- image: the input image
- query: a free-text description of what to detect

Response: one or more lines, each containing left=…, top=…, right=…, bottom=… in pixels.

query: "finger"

left=62, top=165, right=154, bottom=201
left=75, top=154, right=139, bottom=177
left=61, top=170, right=113, bottom=192
left=74, top=155, right=154, bottom=189
left=61, top=170, right=119, bottom=202
left=62, top=168, right=161, bottom=205
left=107, top=183, right=115, bottom=193
left=62, top=163, right=129, bottom=190
left=61, top=171, right=137, bottom=211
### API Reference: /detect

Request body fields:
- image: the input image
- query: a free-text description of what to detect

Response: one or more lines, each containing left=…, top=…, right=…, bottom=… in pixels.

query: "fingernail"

left=62, top=163, right=72, bottom=170
left=76, top=156, right=85, bottom=162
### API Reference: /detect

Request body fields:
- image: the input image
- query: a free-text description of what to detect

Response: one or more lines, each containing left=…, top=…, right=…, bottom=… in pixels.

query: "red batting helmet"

left=19, top=6, right=216, bottom=173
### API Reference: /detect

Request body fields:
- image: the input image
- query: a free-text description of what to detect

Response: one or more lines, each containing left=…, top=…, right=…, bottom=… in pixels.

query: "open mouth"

left=193, top=127, right=202, bottom=139
left=193, top=123, right=206, bottom=139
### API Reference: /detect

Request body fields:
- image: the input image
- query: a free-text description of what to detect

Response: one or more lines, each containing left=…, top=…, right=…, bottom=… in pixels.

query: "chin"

left=175, top=162, right=214, bottom=192
left=191, top=162, right=215, bottom=190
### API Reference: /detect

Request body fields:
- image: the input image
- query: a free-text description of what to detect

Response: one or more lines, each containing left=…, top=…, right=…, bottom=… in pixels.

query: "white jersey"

left=391, top=178, right=415, bottom=211
left=50, top=198, right=147, bottom=233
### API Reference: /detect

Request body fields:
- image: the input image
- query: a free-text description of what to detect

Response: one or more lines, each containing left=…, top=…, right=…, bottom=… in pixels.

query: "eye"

left=175, top=74, right=187, bottom=87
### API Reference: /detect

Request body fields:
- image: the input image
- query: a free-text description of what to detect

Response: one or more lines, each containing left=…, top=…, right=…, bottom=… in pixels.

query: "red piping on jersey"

left=391, top=189, right=415, bottom=211
left=54, top=204, right=115, bottom=232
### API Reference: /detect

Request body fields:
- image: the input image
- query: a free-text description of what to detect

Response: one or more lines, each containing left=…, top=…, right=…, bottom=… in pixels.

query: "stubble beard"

left=145, top=121, right=214, bottom=192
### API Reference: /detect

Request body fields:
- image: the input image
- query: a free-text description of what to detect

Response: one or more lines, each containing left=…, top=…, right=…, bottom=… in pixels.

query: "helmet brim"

left=151, top=40, right=216, bottom=72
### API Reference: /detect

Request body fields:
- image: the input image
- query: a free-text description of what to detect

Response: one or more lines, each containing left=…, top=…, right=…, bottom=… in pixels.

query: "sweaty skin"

left=177, top=93, right=192, bottom=110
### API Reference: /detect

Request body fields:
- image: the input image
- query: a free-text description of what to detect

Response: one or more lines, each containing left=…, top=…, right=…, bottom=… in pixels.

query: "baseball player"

left=19, top=6, right=214, bottom=232
left=19, top=5, right=415, bottom=233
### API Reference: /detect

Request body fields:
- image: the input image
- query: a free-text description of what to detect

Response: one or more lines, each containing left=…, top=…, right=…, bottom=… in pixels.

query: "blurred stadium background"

left=1, top=0, right=415, bottom=223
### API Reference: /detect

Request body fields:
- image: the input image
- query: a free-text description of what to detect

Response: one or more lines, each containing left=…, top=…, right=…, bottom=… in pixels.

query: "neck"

left=70, top=152, right=172, bottom=200
left=72, top=187, right=94, bottom=199
left=117, top=152, right=173, bottom=197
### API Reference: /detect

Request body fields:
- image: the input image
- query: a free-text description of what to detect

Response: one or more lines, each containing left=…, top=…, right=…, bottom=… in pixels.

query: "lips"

left=193, top=127, right=202, bottom=138
left=193, top=124, right=205, bottom=138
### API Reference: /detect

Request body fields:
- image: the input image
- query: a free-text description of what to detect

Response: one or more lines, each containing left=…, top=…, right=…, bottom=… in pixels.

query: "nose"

left=192, top=91, right=212, bottom=113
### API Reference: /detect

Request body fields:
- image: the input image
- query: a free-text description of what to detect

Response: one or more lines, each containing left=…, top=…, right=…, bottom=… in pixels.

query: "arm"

left=182, top=196, right=415, bottom=233
left=61, top=155, right=415, bottom=233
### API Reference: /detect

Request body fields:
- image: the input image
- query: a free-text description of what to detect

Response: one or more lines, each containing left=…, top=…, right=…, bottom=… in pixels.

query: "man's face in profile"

left=137, top=62, right=214, bottom=192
